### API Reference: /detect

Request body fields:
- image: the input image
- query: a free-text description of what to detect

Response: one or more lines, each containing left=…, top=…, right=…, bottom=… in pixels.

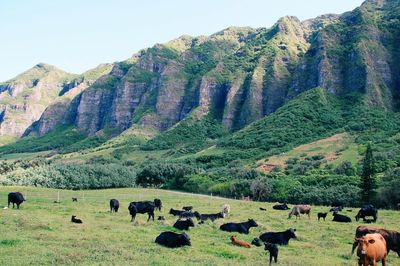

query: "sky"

left=0, top=0, right=364, bottom=82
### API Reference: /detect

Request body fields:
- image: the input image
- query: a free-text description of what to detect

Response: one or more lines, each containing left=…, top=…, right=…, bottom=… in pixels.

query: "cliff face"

left=6, top=0, right=400, bottom=139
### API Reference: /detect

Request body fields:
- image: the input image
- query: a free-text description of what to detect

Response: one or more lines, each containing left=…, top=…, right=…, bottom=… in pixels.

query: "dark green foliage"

left=334, top=161, right=356, bottom=176
left=360, top=143, right=376, bottom=203
left=136, top=163, right=198, bottom=188
left=378, top=167, right=400, bottom=208
left=0, top=126, right=86, bottom=154
left=141, top=116, right=225, bottom=152
left=59, top=136, right=107, bottom=154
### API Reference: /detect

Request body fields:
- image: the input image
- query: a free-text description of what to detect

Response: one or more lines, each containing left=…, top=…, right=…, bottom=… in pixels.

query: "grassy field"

left=0, top=186, right=399, bottom=266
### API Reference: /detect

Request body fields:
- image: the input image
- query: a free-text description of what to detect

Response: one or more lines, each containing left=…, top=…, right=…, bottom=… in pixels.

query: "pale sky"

left=0, top=0, right=364, bottom=82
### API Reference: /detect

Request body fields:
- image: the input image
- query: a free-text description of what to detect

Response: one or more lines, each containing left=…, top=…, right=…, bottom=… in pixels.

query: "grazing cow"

left=356, top=205, right=378, bottom=223
left=110, top=199, right=119, bottom=213
left=251, top=238, right=262, bottom=247
left=317, top=212, right=327, bottom=221
left=155, top=231, right=191, bottom=248
left=288, top=205, right=311, bottom=219
left=158, top=216, right=165, bottom=221
left=169, top=208, right=185, bottom=216
left=182, top=206, right=193, bottom=211
left=259, top=228, right=297, bottom=245
left=195, top=212, right=224, bottom=222
left=243, top=196, right=251, bottom=201
left=355, top=233, right=387, bottom=266
left=8, top=192, right=25, bottom=209
left=72, top=197, right=78, bottom=202
left=332, top=212, right=352, bottom=223
left=71, top=215, right=83, bottom=224
left=128, top=201, right=156, bottom=222
left=220, top=219, right=258, bottom=234
left=260, top=207, right=267, bottom=211
left=265, top=243, right=279, bottom=266
left=230, top=236, right=251, bottom=248
left=222, top=204, right=230, bottom=216
left=154, top=198, right=162, bottom=211
left=330, top=206, right=343, bottom=212
left=351, top=226, right=400, bottom=256
left=273, top=203, right=289, bottom=210
left=173, top=218, right=195, bottom=230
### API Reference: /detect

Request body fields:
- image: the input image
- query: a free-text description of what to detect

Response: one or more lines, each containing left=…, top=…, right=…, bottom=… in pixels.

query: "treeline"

left=1, top=162, right=136, bottom=190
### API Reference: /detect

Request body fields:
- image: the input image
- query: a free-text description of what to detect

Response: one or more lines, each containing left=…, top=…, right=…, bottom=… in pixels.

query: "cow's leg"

left=382, top=257, right=386, bottom=266
left=17, top=204, right=20, bottom=209
left=269, top=254, right=272, bottom=266
left=131, top=213, right=136, bottom=222
left=12, top=203, right=15, bottom=208
left=274, top=254, right=278, bottom=263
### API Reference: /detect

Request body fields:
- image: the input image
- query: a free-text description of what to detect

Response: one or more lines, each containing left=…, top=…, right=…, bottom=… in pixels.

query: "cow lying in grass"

left=230, top=236, right=251, bottom=248
left=332, top=212, right=351, bottom=223
left=71, top=215, right=82, bottom=224
left=173, top=218, right=195, bottom=230
left=155, top=232, right=191, bottom=248
left=195, top=212, right=224, bottom=222
left=220, top=219, right=258, bottom=234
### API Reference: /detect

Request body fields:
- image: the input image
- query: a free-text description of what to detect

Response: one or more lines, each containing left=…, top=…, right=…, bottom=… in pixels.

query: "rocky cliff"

left=4, top=0, right=400, bottom=140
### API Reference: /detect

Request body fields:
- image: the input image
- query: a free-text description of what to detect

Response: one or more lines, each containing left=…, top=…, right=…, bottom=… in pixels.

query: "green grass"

left=1, top=186, right=399, bottom=265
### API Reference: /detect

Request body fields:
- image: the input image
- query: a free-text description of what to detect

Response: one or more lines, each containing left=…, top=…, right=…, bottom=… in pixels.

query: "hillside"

left=1, top=186, right=400, bottom=266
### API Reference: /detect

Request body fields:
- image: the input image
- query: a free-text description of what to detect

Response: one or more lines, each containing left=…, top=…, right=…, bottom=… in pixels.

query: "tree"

left=360, top=143, right=376, bottom=204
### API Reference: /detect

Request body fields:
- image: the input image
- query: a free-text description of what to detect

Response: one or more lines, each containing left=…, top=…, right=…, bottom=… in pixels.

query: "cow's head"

left=187, top=218, right=195, bottom=227
left=230, top=235, right=237, bottom=242
left=355, top=237, right=375, bottom=255
left=287, top=228, right=297, bottom=238
left=181, top=233, right=191, bottom=246
left=248, top=219, right=258, bottom=227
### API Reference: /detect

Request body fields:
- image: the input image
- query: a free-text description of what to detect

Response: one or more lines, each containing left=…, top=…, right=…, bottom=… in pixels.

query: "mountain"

left=1, top=0, right=400, bottom=158
left=0, top=63, right=112, bottom=137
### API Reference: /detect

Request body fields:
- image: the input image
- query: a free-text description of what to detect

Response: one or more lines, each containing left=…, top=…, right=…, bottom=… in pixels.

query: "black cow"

left=355, top=205, right=378, bottom=222
left=272, top=203, right=289, bottom=210
left=329, top=206, right=343, bottom=212
left=8, top=192, right=25, bottom=209
left=155, top=231, right=191, bottom=248
left=332, top=212, right=351, bottom=223
left=259, top=228, right=297, bottom=245
left=128, top=201, right=155, bottom=222
left=72, top=197, right=78, bottom=202
left=179, top=211, right=198, bottom=219
left=260, top=207, right=267, bottom=211
left=110, top=199, right=119, bottom=213
left=317, top=212, right=327, bottom=221
left=71, top=215, right=83, bottom=224
left=154, top=198, right=162, bottom=211
left=220, top=219, right=258, bottom=234
left=173, top=218, right=195, bottom=230
left=251, top=238, right=262, bottom=247
left=195, top=212, right=224, bottom=222
left=265, top=243, right=279, bottom=266
left=182, top=206, right=193, bottom=211
left=169, top=208, right=185, bottom=216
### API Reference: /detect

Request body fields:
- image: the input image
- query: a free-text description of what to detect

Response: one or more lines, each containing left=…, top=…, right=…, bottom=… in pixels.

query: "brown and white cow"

left=355, top=233, right=387, bottom=266
left=288, top=205, right=311, bottom=219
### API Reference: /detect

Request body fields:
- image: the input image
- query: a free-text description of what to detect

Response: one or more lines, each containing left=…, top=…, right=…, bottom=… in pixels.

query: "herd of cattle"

left=6, top=191, right=400, bottom=265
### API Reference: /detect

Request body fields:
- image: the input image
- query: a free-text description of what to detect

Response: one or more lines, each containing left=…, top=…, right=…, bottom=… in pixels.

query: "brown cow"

left=355, top=233, right=387, bottom=266
left=288, top=205, right=311, bottom=219
left=230, top=236, right=251, bottom=248
left=351, top=226, right=400, bottom=256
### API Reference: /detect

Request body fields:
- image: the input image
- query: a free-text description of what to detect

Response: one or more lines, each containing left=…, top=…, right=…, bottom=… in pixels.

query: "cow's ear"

left=368, top=239, right=375, bottom=244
